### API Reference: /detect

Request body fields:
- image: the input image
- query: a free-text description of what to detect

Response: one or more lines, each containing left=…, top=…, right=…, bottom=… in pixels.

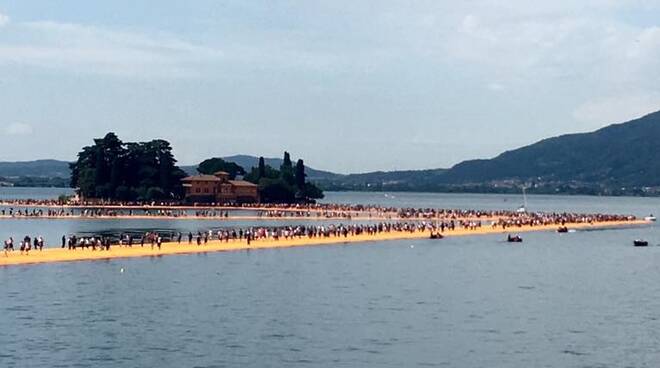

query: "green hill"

left=443, top=110, right=660, bottom=187
left=315, top=169, right=447, bottom=191
left=0, top=159, right=71, bottom=178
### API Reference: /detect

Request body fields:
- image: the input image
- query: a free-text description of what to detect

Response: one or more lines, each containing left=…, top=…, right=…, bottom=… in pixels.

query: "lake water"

left=0, top=187, right=74, bottom=200
left=1, top=188, right=660, bottom=367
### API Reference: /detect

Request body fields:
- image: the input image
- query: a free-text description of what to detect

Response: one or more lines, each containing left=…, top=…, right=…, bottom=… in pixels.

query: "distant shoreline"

left=3, top=186, right=660, bottom=199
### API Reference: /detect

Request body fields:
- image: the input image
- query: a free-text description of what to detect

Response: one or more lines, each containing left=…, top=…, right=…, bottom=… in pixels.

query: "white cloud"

left=487, top=82, right=505, bottom=91
left=4, top=123, right=33, bottom=136
left=460, top=14, right=480, bottom=34
left=0, top=12, right=9, bottom=27
left=0, top=19, right=224, bottom=78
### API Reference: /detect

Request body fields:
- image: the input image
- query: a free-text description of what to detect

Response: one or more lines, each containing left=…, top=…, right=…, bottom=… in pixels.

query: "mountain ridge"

left=442, top=110, right=660, bottom=186
left=0, top=159, right=72, bottom=178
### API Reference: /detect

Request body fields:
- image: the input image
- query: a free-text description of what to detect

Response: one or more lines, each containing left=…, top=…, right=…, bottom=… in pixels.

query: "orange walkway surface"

left=0, top=220, right=648, bottom=267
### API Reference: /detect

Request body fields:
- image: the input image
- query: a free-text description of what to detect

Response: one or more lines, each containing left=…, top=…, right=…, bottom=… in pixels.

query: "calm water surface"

left=0, top=187, right=74, bottom=200
left=322, top=191, right=660, bottom=217
left=1, top=188, right=660, bottom=367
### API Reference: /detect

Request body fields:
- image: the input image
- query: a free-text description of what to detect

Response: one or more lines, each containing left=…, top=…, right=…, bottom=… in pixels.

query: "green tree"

left=258, top=156, right=266, bottom=179
left=303, top=182, right=325, bottom=199
left=245, top=152, right=324, bottom=203
left=280, top=151, right=294, bottom=185
left=245, top=163, right=279, bottom=183
left=143, top=139, right=186, bottom=199
left=197, top=158, right=246, bottom=179
left=258, top=178, right=295, bottom=203
left=95, top=133, right=125, bottom=198
left=294, top=159, right=306, bottom=190
left=70, top=133, right=186, bottom=201
left=70, top=145, right=97, bottom=198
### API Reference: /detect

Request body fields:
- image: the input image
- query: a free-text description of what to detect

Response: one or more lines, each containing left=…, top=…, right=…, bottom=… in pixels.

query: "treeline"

left=70, top=133, right=187, bottom=201
left=196, top=152, right=324, bottom=202
left=70, top=133, right=324, bottom=202
left=316, top=181, right=658, bottom=196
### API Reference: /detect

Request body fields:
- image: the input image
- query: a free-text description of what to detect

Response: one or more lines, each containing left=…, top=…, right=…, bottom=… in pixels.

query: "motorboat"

left=644, top=214, right=656, bottom=222
left=557, top=226, right=569, bottom=233
left=507, top=234, right=523, bottom=243
left=429, top=233, right=444, bottom=239
left=634, top=239, right=649, bottom=247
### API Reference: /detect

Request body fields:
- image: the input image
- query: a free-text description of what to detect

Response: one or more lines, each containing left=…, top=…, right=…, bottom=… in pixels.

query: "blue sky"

left=0, top=1, right=659, bottom=173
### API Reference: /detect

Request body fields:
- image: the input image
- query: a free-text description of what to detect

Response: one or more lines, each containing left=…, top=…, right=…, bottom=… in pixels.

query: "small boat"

left=644, top=214, right=656, bottom=222
left=557, top=226, right=569, bottom=233
left=429, top=233, right=444, bottom=240
left=507, top=234, right=523, bottom=243
left=634, top=239, right=649, bottom=247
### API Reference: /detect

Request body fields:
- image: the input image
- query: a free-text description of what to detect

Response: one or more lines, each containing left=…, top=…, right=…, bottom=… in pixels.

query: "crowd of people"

left=491, top=212, right=636, bottom=229
left=3, top=221, right=436, bottom=256
left=3, top=235, right=45, bottom=255
left=1, top=194, right=642, bottom=258
left=0, top=198, right=524, bottom=220
left=2, top=208, right=640, bottom=257
left=4, top=200, right=612, bottom=222
left=0, top=207, right=242, bottom=219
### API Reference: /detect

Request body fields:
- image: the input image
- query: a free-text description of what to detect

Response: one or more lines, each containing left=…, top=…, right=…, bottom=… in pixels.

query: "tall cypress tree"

left=258, top=156, right=266, bottom=179
left=280, top=151, right=294, bottom=185
left=295, top=159, right=306, bottom=192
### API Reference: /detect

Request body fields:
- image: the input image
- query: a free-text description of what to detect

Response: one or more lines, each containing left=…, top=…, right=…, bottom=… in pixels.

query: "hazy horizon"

left=1, top=1, right=659, bottom=173
left=2, top=108, right=660, bottom=175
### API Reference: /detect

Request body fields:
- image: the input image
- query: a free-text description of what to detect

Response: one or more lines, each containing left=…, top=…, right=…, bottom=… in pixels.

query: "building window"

left=196, top=188, right=200, bottom=193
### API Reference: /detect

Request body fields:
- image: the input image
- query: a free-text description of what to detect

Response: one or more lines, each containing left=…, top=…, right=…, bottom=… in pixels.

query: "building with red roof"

left=181, top=171, right=259, bottom=203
